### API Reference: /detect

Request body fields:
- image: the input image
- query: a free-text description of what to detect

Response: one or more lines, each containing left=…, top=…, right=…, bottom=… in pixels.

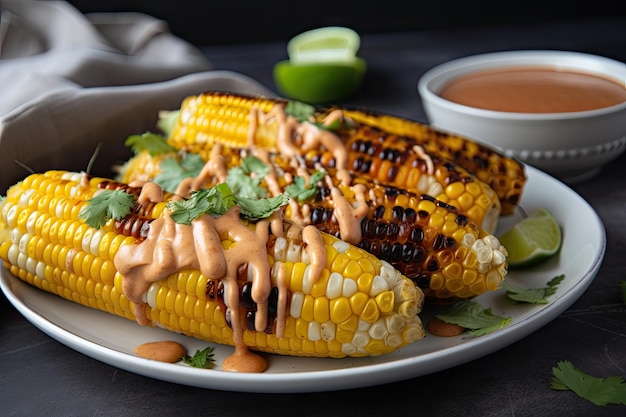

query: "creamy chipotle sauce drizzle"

left=243, top=103, right=370, bottom=242
left=174, top=143, right=227, bottom=198
left=439, top=67, right=626, bottom=113
left=114, top=177, right=330, bottom=372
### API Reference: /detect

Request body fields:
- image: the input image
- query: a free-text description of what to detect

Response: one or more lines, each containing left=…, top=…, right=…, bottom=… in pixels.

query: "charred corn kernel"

left=165, top=92, right=502, bottom=233
left=333, top=108, right=527, bottom=215
left=1, top=171, right=425, bottom=359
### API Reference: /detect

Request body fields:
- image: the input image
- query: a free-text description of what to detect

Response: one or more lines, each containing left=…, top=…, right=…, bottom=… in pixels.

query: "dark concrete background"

left=66, top=1, right=624, bottom=46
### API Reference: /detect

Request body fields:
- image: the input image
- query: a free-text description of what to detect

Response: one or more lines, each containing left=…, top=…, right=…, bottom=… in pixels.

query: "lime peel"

left=498, top=208, right=562, bottom=268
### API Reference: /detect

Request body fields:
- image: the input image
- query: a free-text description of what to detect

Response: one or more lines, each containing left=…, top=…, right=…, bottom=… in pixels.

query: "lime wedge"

left=498, top=208, right=562, bottom=268
left=288, top=27, right=360, bottom=64
left=273, top=58, right=366, bottom=104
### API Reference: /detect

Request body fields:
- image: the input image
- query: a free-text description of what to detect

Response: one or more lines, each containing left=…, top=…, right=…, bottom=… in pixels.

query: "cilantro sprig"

left=286, top=170, right=326, bottom=202
left=551, top=360, right=626, bottom=406
left=226, top=155, right=270, bottom=199
left=284, top=100, right=352, bottom=131
left=166, top=183, right=288, bottom=224
left=182, top=346, right=215, bottom=369
left=284, top=101, right=317, bottom=122
left=124, top=132, right=177, bottom=156
left=78, top=190, right=136, bottom=229
left=153, top=154, right=205, bottom=193
left=435, top=300, right=511, bottom=337
left=504, top=274, right=565, bottom=304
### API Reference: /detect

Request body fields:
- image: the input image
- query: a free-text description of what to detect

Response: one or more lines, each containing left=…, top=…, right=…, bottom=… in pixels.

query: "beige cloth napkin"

left=0, top=0, right=273, bottom=191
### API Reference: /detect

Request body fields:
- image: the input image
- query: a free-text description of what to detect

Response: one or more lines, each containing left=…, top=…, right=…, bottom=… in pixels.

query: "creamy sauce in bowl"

left=438, top=67, right=626, bottom=113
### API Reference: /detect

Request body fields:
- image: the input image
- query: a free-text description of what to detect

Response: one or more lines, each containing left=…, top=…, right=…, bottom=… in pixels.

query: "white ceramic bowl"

left=418, top=50, right=626, bottom=183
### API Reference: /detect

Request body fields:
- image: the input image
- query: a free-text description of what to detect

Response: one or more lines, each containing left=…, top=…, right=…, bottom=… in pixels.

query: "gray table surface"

left=1, top=16, right=625, bottom=417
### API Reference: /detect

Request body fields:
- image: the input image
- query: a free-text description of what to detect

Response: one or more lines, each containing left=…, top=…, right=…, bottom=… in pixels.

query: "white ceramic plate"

left=1, top=165, right=605, bottom=393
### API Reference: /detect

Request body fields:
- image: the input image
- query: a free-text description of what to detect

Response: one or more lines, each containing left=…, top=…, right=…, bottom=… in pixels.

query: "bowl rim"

left=417, top=50, right=626, bottom=120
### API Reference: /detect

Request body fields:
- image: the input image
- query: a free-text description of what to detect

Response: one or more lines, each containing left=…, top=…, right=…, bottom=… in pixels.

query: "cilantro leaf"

left=226, top=155, right=270, bottom=199
left=157, top=110, right=180, bottom=137
left=285, top=170, right=326, bottom=202
left=435, top=300, right=511, bottom=336
left=154, top=154, right=205, bottom=193
left=78, top=190, right=136, bottom=229
left=235, top=193, right=290, bottom=221
left=166, top=183, right=287, bottom=224
left=124, top=132, right=176, bottom=156
left=182, top=346, right=215, bottom=369
left=504, top=274, right=565, bottom=304
left=240, top=154, right=271, bottom=176
left=551, top=360, right=626, bottom=406
left=285, top=100, right=316, bottom=122
left=167, top=189, right=217, bottom=225
left=167, top=185, right=234, bottom=225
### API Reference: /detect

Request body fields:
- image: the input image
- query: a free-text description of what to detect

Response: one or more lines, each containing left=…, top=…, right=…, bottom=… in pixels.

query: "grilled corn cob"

left=326, top=108, right=527, bottom=215
left=0, top=170, right=425, bottom=366
left=167, top=91, right=505, bottom=232
left=118, top=142, right=509, bottom=303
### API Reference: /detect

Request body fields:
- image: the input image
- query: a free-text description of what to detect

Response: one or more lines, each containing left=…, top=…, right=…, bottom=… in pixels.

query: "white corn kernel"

left=307, top=321, right=321, bottom=341
left=368, top=318, right=388, bottom=339
left=332, top=240, right=350, bottom=254
left=18, top=232, right=32, bottom=254
left=286, top=241, right=301, bottom=263
left=301, top=265, right=314, bottom=294
left=6, top=204, right=18, bottom=228
left=89, top=229, right=104, bottom=256
left=342, top=343, right=357, bottom=355
left=326, top=272, right=343, bottom=299
left=19, top=189, right=35, bottom=208
left=352, top=331, right=370, bottom=347
left=7, top=245, right=19, bottom=265
left=290, top=292, right=304, bottom=318
left=26, top=211, right=40, bottom=235
left=342, top=278, right=358, bottom=297
left=146, top=282, right=159, bottom=308
left=35, top=261, right=45, bottom=278
left=357, top=318, right=371, bottom=331
left=320, top=321, right=336, bottom=342
left=25, top=256, right=37, bottom=275
left=273, top=237, right=287, bottom=261
left=369, top=275, right=389, bottom=296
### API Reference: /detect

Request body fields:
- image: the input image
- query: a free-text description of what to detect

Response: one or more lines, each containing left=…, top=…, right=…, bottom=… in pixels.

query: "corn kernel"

left=375, top=291, right=394, bottom=314
left=335, top=327, right=354, bottom=344
left=330, top=296, right=352, bottom=323
left=361, top=298, right=380, bottom=323
left=300, top=294, right=315, bottom=322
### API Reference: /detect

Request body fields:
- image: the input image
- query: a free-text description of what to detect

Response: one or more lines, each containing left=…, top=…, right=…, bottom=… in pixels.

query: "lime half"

left=499, top=208, right=562, bottom=268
